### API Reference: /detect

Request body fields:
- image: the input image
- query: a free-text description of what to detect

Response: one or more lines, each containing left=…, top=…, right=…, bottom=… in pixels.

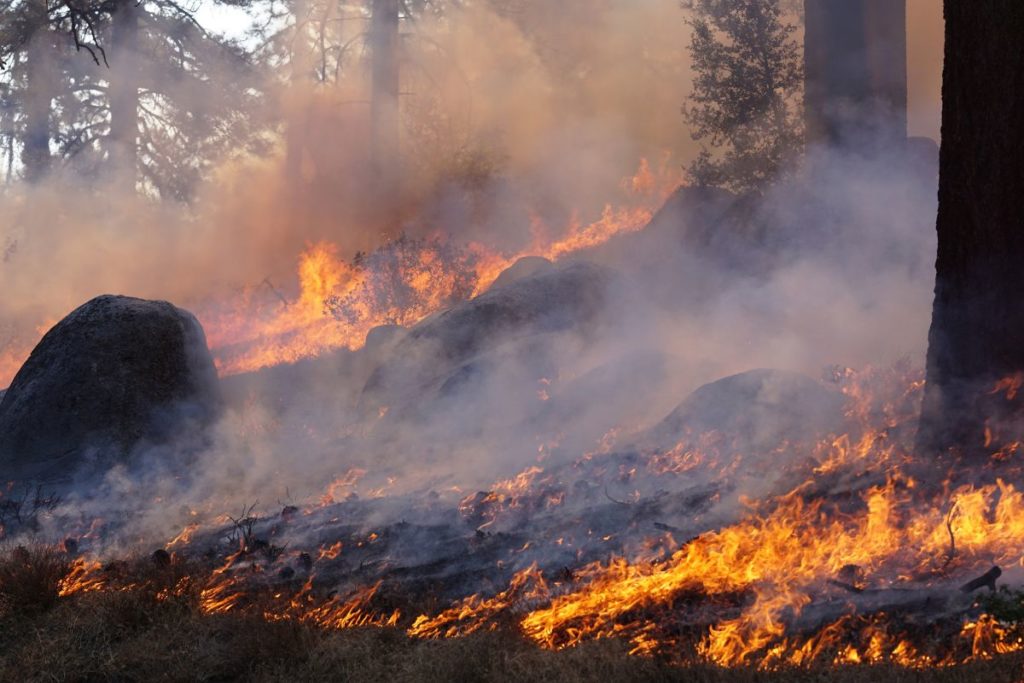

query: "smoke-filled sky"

left=1, top=0, right=944, bottom=390
left=906, top=0, right=944, bottom=140
left=0, top=0, right=948, bottom=543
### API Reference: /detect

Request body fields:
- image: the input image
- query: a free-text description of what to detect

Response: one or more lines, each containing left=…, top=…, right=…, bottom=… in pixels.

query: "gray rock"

left=404, top=261, right=613, bottom=362
left=362, top=261, right=615, bottom=415
left=364, top=324, right=406, bottom=357
left=644, top=368, right=845, bottom=452
left=0, top=295, right=220, bottom=484
left=486, top=256, right=554, bottom=292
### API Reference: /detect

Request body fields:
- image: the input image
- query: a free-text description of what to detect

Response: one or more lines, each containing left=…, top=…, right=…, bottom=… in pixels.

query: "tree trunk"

left=370, top=0, right=400, bottom=197
left=917, top=3, right=1024, bottom=458
left=108, top=0, right=140, bottom=188
left=21, top=5, right=56, bottom=183
left=803, top=0, right=907, bottom=148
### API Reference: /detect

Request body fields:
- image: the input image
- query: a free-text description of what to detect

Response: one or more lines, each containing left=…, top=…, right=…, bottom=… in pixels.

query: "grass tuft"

left=0, top=543, right=69, bottom=616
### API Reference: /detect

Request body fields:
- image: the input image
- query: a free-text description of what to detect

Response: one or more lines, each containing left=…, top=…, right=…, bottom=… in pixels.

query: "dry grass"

left=0, top=543, right=69, bottom=616
left=1, top=548, right=1024, bottom=682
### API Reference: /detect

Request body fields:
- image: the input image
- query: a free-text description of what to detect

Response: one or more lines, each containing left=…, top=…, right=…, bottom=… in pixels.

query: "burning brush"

left=12, top=365, right=1024, bottom=672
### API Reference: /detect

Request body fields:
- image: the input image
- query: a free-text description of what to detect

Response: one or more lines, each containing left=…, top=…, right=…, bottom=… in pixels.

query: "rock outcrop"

left=0, top=295, right=220, bottom=484
left=643, top=368, right=846, bottom=452
left=362, top=261, right=615, bottom=419
left=486, top=256, right=555, bottom=292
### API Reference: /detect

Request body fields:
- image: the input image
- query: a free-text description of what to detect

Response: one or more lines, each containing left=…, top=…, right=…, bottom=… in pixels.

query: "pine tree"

left=682, top=0, right=803, bottom=196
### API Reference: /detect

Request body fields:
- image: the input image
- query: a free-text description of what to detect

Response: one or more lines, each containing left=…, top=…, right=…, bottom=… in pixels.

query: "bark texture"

left=108, top=0, right=140, bottom=186
left=22, top=5, right=57, bottom=183
left=804, top=0, right=907, bottom=147
left=370, top=0, right=400, bottom=190
left=918, top=3, right=1024, bottom=457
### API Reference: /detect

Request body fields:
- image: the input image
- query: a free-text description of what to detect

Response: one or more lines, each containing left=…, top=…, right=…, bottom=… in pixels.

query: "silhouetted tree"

left=0, top=0, right=264, bottom=198
left=370, top=0, right=399, bottom=186
left=682, top=0, right=803, bottom=195
left=917, top=3, right=1024, bottom=460
left=0, top=0, right=108, bottom=183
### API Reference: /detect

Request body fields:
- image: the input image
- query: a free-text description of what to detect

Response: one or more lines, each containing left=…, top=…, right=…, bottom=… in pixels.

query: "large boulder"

left=361, top=261, right=616, bottom=418
left=0, top=295, right=221, bottom=484
left=486, top=256, right=554, bottom=292
left=404, top=261, right=613, bottom=361
left=642, top=368, right=846, bottom=452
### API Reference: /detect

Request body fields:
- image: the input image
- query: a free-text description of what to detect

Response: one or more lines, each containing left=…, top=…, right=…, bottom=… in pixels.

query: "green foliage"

left=682, top=0, right=803, bottom=196
left=979, top=587, right=1024, bottom=625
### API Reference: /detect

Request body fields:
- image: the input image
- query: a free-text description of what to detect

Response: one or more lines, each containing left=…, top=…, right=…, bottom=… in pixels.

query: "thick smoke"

left=1, top=1, right=695, bottom=360
left=0, top=1, right=943, bottom=547
left=21, top=138, right=938, bottom=551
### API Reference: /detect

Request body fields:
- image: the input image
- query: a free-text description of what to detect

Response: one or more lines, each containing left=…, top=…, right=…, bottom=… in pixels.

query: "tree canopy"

left=682, top=0, right=803, bottom=196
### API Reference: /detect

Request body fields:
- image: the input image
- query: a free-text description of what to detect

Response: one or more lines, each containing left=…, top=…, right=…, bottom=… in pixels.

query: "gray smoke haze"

left=0, top=1, right=943, bottom=548
left=16, top=136, right=938, bottom=552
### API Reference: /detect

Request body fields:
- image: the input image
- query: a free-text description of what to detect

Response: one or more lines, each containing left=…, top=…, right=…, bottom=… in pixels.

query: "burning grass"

left=2, top=548, right=1024, bottom=683
left=7, top=367, right=1024, bottom=679
left=195, top=156, right=681, bottom=378
left=0, top=543, right=69, bottom=616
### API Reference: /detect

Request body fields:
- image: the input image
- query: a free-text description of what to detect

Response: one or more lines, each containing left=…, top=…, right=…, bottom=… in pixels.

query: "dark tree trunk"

left=108, top=0, right=140, bottom=187
left=370, top=0, right=400, bottom=193
left=918, top=3, right=1024, bottom=458
left=22, top=6, right=56, bottom=183
left=803, top=0, right=907, bottom=148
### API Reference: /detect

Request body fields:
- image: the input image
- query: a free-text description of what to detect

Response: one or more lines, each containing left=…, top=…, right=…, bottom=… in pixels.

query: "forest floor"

left=2, top=546, right=1023, bottom=683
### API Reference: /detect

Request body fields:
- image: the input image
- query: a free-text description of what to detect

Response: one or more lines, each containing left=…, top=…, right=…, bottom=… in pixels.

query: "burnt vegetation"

left=1, top=0, right=1023, bottom=680
left=2, top=545, right=1024, bottom=682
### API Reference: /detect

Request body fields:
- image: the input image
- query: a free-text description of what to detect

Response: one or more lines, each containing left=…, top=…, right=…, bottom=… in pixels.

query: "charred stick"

left=603, top=484, right=633, bottom=507
left=942, top=504, right=958, bottom=570
left=960, top=565, right=1001, bottom=593
left=262, top=277, right=290, bottom=307
left=827, top=579, right=864, bottom=594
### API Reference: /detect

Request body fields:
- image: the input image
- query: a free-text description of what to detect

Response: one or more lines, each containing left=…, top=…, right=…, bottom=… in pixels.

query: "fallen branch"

left=827, top=579, right=864, bottom=594
left=262, top=277, right=290, bottom=307
left=960, top=566, right=1002, bottom=593
left=604, top=485, right=632, bottom=507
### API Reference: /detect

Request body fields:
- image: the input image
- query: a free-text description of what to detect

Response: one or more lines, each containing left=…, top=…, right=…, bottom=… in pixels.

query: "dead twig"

left=261, top=277, right=290, bottom=308
left=603, top=484, right=632, bottom=507
left=827, top=579, right=864, bottom=594
left=942, top=503, right=958, bottom=571
left=226, top=502, right=261, bottom=551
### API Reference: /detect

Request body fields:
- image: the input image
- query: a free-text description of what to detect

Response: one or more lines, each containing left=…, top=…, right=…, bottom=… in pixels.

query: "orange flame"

left=198, top=156, right=680, bottom=378
left=409, top=564, right=551, bottom=639
left=58, top=559, right=106, bottom=597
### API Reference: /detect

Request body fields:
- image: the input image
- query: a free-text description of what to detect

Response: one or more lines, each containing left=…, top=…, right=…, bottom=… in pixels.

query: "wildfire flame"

left=33, top=367, right=1024, bottom=670
left=408, top=564, right=551, bottom=639
left=195, top=550, right=400, bottom=629
left=0, top=157, right=678, bottom=387
left=57, top=559, right=106, bottom=597
left=199, top=156, right=680, bottom=378
left=403, top=368, right=1024, bottom=668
